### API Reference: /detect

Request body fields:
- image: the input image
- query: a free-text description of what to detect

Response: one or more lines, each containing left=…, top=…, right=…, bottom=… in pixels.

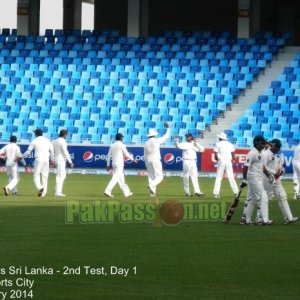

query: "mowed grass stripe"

left=0, top=173, right=299, bottom=299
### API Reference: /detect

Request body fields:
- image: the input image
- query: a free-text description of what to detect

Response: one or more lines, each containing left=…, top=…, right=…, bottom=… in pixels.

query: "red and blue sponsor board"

left=201, top=148, right=295, bottom=174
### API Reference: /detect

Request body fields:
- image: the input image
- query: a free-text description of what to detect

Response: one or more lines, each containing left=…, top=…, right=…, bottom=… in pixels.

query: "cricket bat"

left=224, top=182, right=247, bottom=223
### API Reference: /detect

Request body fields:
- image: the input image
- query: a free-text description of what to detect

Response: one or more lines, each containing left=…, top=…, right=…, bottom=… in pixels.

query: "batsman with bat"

left=239, top=135, right=271, bottom=225
left=262, top=139, right=298, bottom=225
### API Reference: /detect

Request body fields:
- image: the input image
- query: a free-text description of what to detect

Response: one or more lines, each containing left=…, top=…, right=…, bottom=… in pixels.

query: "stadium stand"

left=0, top=29, right=293, bottom=145
left=229, top=52, right=300, bottom=148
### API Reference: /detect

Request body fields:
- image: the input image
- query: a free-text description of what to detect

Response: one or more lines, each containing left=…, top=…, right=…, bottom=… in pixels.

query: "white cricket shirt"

left=53, top=137, right=72, bottom=164
left=106, top=141, right=134, bottom=167
left=214, top=140, right=235, bottom=162
left=175, top=141, right=204, bottom=160
left=244, top=147, right=263, bottom=179
left=0, top=143, right=26, bottom=167
left=144, top=128, right=170, bottom=163
left=22, top=136, right=54, bottom=161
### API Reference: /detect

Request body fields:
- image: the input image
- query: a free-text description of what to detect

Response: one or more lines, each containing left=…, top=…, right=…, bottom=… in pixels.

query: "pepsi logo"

left=164, top=153, right=175, bottom=164
left=83, top=151, right=94, bottom=163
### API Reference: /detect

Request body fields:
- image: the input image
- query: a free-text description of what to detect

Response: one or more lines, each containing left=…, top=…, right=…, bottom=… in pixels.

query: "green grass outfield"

left=0, top=172, right=300, bottom=300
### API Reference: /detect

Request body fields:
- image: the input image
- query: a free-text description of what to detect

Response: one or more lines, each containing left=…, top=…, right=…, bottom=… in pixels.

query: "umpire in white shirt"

left=53, top=129, right=74, bottom=197
left=175, top=133, right=205, bottom=197
left=144, top=122, right=170, bottom=196
left=1, top=135, right=27, bottom=196
left=213, top=132, right=239, bottom=198
left=104, top=133, right=137, bottom=198
left=22, top=128, right=55, bottom=197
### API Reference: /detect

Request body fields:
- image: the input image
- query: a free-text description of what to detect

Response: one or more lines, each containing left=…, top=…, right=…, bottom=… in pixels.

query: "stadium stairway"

left=201, top=46, right=300, bottom=147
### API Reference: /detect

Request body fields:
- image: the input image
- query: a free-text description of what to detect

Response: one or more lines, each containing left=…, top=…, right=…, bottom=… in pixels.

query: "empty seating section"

left=227, top=52, right=300, bottom=147
left=0, top=28, right=287, bottom=144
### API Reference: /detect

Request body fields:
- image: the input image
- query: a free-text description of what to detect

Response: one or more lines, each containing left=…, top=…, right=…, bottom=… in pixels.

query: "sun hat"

left=217, top=132, right=227, bottom=140
left=147, top=129, right=158, bottom=137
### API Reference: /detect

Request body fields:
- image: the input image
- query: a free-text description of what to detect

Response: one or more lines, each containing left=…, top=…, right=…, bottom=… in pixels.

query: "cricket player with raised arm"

left=213, top=132, right=239, bottom=199
left=104, top=133, right=137, bottom=198
left=240, top=135, right=272, bottom=225
left=1, top=135, right=28, bottom=196
left=174, top=132, right=205, bottom=197
left=292, top=141, right=300, bottom=199
left=22, top=128, right=55, bottom=197
left=144, top=122, right=170, bottom=196
left=53, top=129, right=74, bottom=197
left=262, top=139, right=298, bottom=224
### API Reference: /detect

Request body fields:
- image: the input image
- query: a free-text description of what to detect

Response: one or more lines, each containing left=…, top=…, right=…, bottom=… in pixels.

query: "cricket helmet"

left=253, top=135, right=267, bottom=148
left=270, top=138, right=282, bottom=149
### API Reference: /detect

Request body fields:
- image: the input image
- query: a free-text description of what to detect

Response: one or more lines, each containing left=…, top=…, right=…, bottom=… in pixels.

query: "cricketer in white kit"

left=53, top=129, right=74, bottom=197
left=1, top=135, right=28, bottom=196
left=292, top=142, right=300, bottom=199
left=104, top=133, right=137, bottom=198
left=175, top=132, right=205, bottom=197
left=262, top=139, right=298, bottom=224
left=144, top=123, right=170, bottom=196
left=241, top=135, right=271, bottom=225
left=213, top=132, right=239, bottom=198
left=22, top=128, right=55, bottom=197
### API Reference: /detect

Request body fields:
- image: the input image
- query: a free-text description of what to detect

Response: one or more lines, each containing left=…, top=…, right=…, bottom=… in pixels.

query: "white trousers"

left=182, top=159, right=201, bottom=194
left=213, top=160, right=238, bottom=195
left=245, top=176, right=269, bottom=223
left=145, top=159, right=163, bottom=193
left=6, top=165, right=19, bottom=193
left=293, top=160, right=300, bottom=195
left=263, top=178, right=294, bottom=221
left=104, top=165, right=131, bottom=197
left=33, top=158, right=49, bottom=196
left=55, top=160, right=67, bottom=195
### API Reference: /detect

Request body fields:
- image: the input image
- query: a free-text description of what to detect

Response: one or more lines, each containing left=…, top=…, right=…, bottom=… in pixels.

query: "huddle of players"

left=239, top=135, right=298, bottom=225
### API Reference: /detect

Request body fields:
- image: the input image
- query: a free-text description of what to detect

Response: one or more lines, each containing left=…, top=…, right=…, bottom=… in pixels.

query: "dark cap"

left=33, top=128, right=43, bottom=136
left=253, top=135, right=267, bottom=148
left=10, top=135, right=17, bottom=143
left=115, top=133, right=123, bottom=141
left=59, top=129, right=68, bottom=137
left=185, top=133, right=193, bottom=139
left=270, top=138, right=282, bottom=149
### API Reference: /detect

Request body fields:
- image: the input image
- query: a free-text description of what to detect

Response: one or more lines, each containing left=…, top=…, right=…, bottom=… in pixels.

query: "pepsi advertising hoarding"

left=68, top=145, right=187, bottom=170
left=11, top=144, right=187, bottom=171
left=0, top=143, right=294, bottom=173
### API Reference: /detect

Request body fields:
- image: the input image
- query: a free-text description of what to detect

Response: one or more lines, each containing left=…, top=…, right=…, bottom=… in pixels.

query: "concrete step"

left=201, top=46, right=300, bottom=147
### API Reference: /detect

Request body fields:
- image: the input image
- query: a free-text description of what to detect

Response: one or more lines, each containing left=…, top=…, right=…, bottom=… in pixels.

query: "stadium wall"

left=1, top=143, right=294, bottom=174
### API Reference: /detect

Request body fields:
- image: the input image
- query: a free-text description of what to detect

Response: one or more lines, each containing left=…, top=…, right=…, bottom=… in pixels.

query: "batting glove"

left=267, top=173, right=275, bottom=184
left=240, top=180, right=248, bottom=189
